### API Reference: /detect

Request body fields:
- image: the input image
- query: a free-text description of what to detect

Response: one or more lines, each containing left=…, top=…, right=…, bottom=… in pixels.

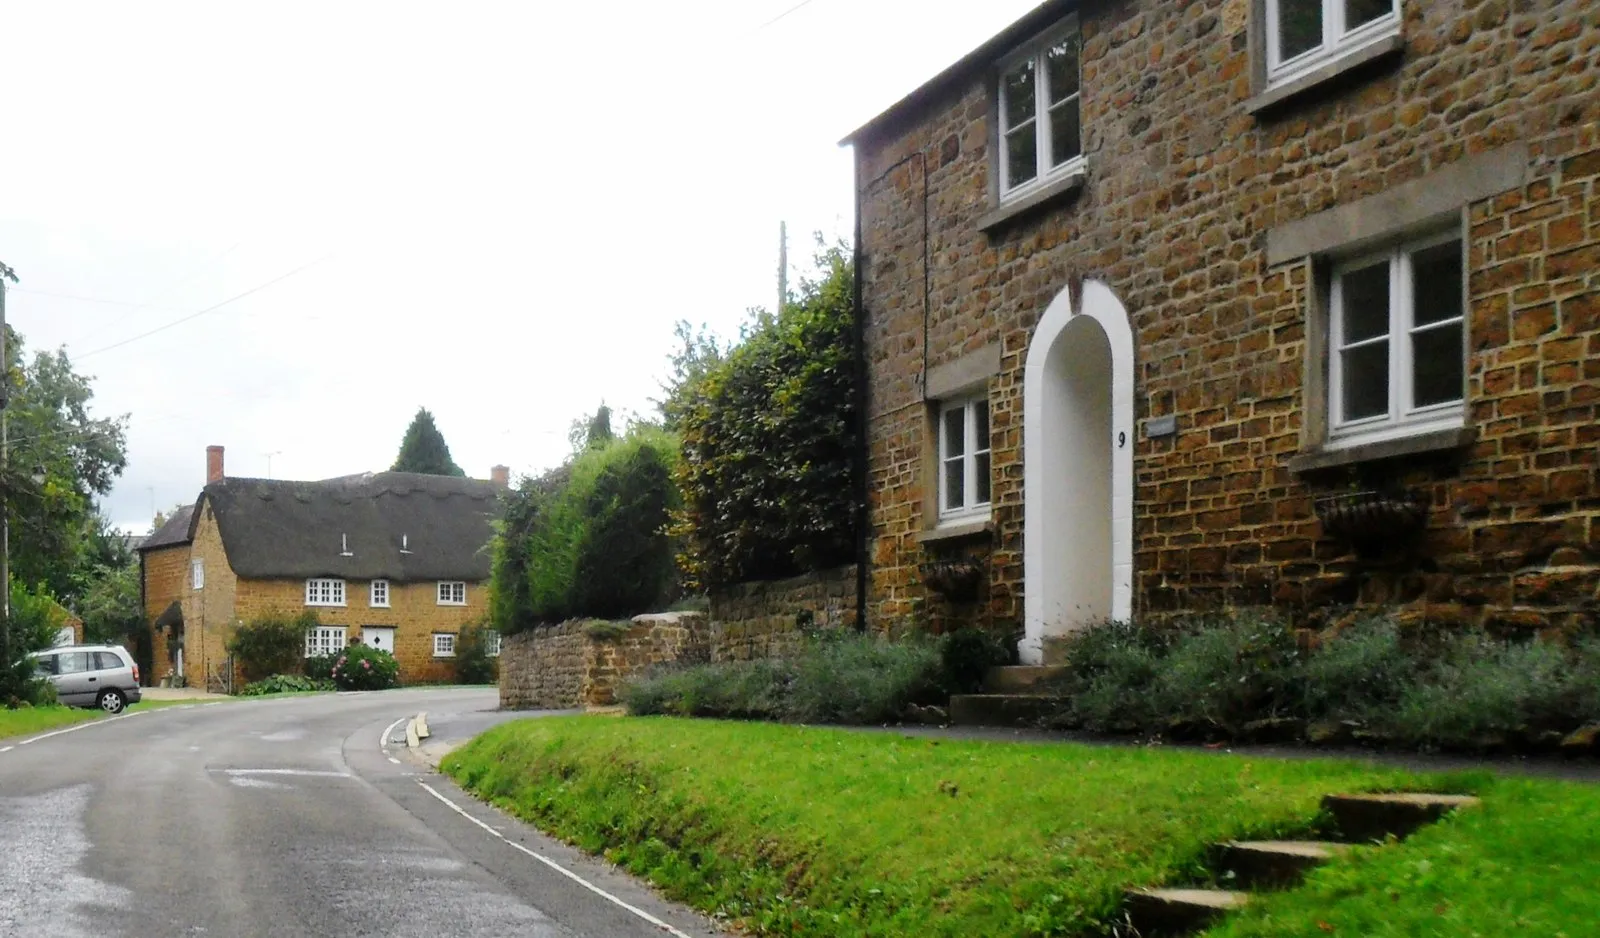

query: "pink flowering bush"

left=329, top=644, right=400, bottom=691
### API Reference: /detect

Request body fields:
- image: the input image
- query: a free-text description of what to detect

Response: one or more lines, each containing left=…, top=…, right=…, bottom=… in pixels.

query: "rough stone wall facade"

left=141, top=544, right=187, bottom=685
left=708, top=565, right=860, bottom=660
left=499, top=613, right=710, bottom=710
left=184, top=505, right=240, bottom=691
left=857, top=1, right=1599, bottom=634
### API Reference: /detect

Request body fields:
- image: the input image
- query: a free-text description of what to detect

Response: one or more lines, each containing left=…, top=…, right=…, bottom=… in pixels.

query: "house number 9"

left=1117, top=431, right=1127, bottom=448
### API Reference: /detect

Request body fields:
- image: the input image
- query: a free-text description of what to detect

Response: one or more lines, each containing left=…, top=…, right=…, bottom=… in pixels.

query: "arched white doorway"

left=1021, top=280, right=1134, bottom=664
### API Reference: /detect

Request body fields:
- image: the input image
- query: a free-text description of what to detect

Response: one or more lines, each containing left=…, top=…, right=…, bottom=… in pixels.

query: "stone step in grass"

left=981, top=665, right=1069, bottom=694
left=1211, top=840, right=1350, bottom=890
left=1123, top=887, right=1250, bottom=936
left=1322, top=792, right=1481, bottom=844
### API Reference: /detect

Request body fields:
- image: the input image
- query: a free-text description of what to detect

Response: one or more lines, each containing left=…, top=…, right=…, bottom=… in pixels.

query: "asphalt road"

left=0, top=689, right=727, bottom=938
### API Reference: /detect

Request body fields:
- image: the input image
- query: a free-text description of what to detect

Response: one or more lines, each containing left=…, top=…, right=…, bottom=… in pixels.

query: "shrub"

left=240, top=674, right=334, bottom=696
left=229, top=610, right=320, bottom=683
left=491, top=429, right=679, bottom=632
left=670, top=242, right=861, bottom=588
left=329, top=644, right=400, bottom=691
left=303, top=653, right=338, bottom=682
left=2, top=579, right=68, bottom=707
left=938, top=628, right=1013, bottom=695
left=1149, top=613, right=1303, bottom=734
left=1051, top=620, right=1173, bottom=734
left=621, top=632, right=941, bottom=725
left=1382, top=635, right=1579, bottom=750
left=1298, top=617, right=1416, bottom=723
left=454, top=622, right=499, bottom=685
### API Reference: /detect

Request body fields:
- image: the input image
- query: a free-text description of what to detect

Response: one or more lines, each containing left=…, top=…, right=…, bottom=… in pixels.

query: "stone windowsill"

left=1288, top=426, right=1477, bottom=474
left=976, top=168, right=1086, bottom=233
left=916, top=518, right=993, bottom=544
left=1245, top=33, right=1406, bottom=117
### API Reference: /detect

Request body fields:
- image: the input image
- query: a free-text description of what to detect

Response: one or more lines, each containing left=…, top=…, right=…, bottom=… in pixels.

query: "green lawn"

left=0, top=706, right=100, bottom=740
left=442, top=717, right=1520, bottom=937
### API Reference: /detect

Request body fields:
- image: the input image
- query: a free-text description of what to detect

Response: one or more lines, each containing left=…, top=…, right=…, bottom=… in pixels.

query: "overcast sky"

left=0, top=0, right=1039, bottom=533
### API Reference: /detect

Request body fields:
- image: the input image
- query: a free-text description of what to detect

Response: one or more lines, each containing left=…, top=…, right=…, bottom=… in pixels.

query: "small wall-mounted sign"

left=1145, top=415, right=1178, bottom=439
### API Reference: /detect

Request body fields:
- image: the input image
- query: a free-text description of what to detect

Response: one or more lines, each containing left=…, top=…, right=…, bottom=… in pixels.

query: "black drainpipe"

left=854, top=145, right=932, bottom=635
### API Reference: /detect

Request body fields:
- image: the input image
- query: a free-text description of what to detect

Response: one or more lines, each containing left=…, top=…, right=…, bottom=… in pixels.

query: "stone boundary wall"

left=708, top=565, right=860, bottom=661
left=499, top=612, right=709, bottom=710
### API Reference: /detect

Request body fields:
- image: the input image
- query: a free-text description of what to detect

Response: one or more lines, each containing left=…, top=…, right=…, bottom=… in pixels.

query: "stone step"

left=1123, top=887, right=1250, bottom=936
left=982, top=665, right=1069, bottom=694
left=947, top=694, right=1059, bottom=727
left=1323, top=792, right=1481, bottom=844
left=1212, top=840, right=1349, bottom=889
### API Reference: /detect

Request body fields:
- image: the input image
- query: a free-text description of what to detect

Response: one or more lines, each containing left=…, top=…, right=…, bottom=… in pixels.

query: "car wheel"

left=98, top=689, right=126, bottom=714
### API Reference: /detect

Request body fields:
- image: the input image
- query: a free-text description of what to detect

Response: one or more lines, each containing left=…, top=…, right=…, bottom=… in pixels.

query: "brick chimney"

left=490, top=465, right=510, bottom=489
left=206, top=445, right=225, bottom=484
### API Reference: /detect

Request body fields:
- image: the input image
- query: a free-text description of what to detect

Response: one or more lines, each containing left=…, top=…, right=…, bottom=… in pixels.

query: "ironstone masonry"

left=847, top=0, right=1599, bottom=652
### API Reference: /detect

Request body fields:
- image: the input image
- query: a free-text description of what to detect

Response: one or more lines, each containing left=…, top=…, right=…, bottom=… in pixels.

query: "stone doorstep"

left=1212, top=840, right=1350, bottom=890
left=947, top=694, right=1060, bottom=727
left=982, top=665, right=1068, bottom=694
left=1123, top=888, right=1250, bottom=935
left=1322, top=792, right=1482, bottom=844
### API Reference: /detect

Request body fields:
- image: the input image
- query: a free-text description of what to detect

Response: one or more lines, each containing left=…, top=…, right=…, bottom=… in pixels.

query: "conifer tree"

left=391, top=407, right=466, bottom=476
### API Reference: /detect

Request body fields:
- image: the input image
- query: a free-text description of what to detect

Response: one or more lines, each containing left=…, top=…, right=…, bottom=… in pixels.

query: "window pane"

left=974, top=400, right=990, bottom=452
left=1344, top=0, right=1392, bottom=32
left=1277, top=0, right=1323, bottom=60
left=59, top=652, right=89, bottom=674
left=1002, top=59, right=1035, bottom=129
left=1412, top=240, right=1463, bottom=326
left=944, top=459, right=965, bottom=511
left=1049, top=99, right=1081, bottom=166
left=1045, top=35, right=1079, bottom=104
left=1413, top=323, right=1464, bottom=407
left=942, top=407, right=966, bottom=458
left=975, top=452, right=992, bottom=505
left=35, top=655, right=57, bottom=675
left=1340, top=262, right=1390, bottom=343
left=1005, top=126, right=1038, bottom=188
left=95, top=652, right=121, bottom=670
left=1341, top=341, right=1390, bottom=421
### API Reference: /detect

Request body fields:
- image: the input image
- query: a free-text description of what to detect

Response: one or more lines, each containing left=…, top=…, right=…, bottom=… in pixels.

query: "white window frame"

left=484, top=630, right=502, bottom=658
left=997, top=15, right=1084, bottom=201
left=433, top=632, right=456, bottom=658
left=1328, top=230, right=1465, bottom=447
left=305, top=626, right=347, bottom=658
left=191, top=559, right=204, bottom=590
left=436, top=581, right=467, bottom=606
left=937, top=394, right=993, bottom=523
left=305, top=578, right=347, bottom=607
left=1265, top=0, right=1400, bottom=87
left=370, top=579, right=390, bottom=608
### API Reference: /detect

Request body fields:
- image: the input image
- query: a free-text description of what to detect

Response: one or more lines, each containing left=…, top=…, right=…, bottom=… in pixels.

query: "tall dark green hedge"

left=671, top=244, right=860, bottom=588
left=490, top=429, right=678, bottom=634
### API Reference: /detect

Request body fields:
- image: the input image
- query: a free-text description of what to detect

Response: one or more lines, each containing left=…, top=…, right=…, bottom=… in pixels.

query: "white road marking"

left=0, top=746, right=12, bottom=753
left=388, top=757, right=402, bottom=764
left=380, top=716, right=408, bottom=752
left=16, top=712, right=137, bottom=745
left=418, top=782, right=697, bottom=938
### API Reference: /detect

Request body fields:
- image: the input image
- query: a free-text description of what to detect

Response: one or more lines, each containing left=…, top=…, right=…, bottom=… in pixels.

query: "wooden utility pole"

left=777, top=220, right=788, bottom=314
left=1, top=274, right=10, bottom=670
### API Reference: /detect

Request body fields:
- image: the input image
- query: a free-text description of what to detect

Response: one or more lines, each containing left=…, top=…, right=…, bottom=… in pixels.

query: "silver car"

left=29, top=644, right=143, bottom=714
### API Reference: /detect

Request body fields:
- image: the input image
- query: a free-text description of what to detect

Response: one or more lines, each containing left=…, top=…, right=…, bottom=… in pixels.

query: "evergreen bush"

left=454, top=621, right=499, bottom=685
left=228, top=610, right=321, bottom=683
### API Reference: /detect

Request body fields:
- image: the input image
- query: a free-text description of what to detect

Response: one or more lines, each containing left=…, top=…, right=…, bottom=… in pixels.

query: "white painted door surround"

left=362, top=626, right=396, bottom=654
left=1021, top=279, right=1134, bottom=665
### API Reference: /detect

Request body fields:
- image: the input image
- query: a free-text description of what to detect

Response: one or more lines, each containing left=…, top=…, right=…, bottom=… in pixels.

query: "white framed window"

left=305, top=578, right=347, bottom=607
left=938, top=395, right=992, bottom=522
left=997, top=16, right=1082, bottom=200
left=370, top=579, right=390, bottom=608
left=305, top=626, right=347, bottom=658
left=436, top=581, right=467, bottom=606
left=433, top=632, right=456, bottom=658
left=484, top=630, right=502, bottom=658
left=191, top=559, right=204, bottom=590
left=1266, top=0, right=1399, bottom=86
left=1328, top=232, right=1465, bottom=446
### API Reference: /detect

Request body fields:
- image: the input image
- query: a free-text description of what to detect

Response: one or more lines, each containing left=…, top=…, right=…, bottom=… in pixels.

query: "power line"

left=758, top=0, right=818, bottom=29
left=76, top=254, right=332, bottom=360
left=9, top=287, right=195, bottom=313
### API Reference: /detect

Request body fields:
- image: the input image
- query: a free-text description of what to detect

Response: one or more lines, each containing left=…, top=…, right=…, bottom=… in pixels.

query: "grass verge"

left=443, top=716, right=1482, bottom=937
left=0, top=706, right=100, bottom=740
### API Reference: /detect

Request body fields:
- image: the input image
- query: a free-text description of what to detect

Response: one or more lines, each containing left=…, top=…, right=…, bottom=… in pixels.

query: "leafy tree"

left=76, top=560, right=141, bottom=645
left=2, top=328, right=129, bottom=602
left=567, top=402, right=616, bottom=454
left=1, top=579, right=66, bottom=706
left=391, top=407, right=466, bottom=476
left=672, top=238, right=860, bottom=588
left=656, top=321, right=728, bottom=431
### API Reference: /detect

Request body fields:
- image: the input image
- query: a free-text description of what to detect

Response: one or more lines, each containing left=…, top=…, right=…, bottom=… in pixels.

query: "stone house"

left=845, top=0, right=1598, bottom=661
left=138, top=446, right=507, bottom=690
